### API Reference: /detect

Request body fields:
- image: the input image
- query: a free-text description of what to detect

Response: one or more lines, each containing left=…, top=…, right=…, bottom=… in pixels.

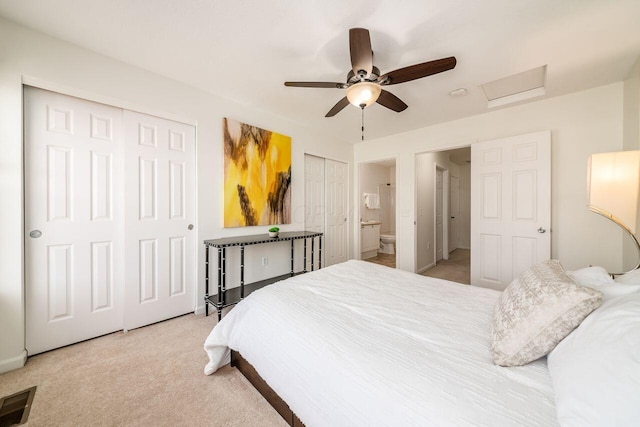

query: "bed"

left=204, top=259, right=640, bottom=427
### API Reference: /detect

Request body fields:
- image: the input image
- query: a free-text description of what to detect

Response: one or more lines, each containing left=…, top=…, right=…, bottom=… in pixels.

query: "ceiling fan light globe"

left=346, top=82, right=381, bottom=108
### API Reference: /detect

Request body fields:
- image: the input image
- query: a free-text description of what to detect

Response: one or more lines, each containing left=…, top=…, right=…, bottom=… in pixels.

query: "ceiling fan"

left=284, top=28, right=457, bottom=117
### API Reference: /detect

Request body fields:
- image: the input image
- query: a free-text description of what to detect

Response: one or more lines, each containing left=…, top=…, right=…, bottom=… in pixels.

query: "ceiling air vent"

left=482, top=65, right=547, bottom=108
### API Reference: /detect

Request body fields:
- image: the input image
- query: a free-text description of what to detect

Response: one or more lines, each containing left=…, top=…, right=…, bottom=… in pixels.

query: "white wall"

left=623, top=58, right=640, bottom=270
left=354, top=83, right=625, bottom=274
left=416, top=153, right=434, bottom=272
left=0, top=18, right=353, bottom=373
left=624, top=58, right=640, bottom=152
left=457, top=163, right=471, bottom=250
left=416, top=152, right=449, bottom=272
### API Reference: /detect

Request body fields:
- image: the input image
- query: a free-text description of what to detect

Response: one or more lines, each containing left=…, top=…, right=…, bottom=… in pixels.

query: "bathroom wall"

left=388, top=167, right=396, bottom=233
left=378, top=185, right=396, bottom=234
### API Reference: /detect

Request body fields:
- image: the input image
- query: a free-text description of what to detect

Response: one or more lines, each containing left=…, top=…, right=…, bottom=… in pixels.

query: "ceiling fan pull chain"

left=361, top=105, right=365, bottom=141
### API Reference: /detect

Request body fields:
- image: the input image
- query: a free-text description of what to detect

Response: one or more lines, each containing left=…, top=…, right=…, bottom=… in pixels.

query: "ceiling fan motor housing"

left=347, top=66, right=380, bottom=86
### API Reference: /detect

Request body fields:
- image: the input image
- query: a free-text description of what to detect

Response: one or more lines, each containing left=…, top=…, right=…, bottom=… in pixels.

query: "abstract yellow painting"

left=223, top=118, right=292, bottom=227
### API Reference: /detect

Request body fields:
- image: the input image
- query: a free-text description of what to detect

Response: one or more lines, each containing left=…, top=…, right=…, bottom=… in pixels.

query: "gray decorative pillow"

left=490, top=260, right=602, bottom=367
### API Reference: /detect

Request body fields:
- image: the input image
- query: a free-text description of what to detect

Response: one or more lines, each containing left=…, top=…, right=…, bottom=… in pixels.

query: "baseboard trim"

left=194, top=304, right=206, bottom=316
left=456, top=246, right=471, bottom=250
left=0, top=350, right=27, bottom=374
left=417, top=262, right=436, bottom=274
left=361, top=250, right=378, bottom=260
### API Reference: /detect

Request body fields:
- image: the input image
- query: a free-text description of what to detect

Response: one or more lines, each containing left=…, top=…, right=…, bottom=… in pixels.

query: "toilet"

left=379, top=233, right=396, bottom=254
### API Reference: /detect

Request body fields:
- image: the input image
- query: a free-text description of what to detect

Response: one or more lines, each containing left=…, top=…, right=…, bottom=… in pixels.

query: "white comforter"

left=204, top=260, right=557, bottom=427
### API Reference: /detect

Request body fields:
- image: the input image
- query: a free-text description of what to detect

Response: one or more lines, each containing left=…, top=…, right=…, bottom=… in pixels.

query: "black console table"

left=204, top=231, right=323, bottom=320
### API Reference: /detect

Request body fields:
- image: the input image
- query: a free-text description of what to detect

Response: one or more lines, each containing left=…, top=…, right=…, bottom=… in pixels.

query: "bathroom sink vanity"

left=361, top=221, right=380, bottom=259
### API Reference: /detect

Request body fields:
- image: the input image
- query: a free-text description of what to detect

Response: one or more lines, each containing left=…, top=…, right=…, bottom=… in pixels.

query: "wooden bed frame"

left=231, top=350, right=305, bottom=427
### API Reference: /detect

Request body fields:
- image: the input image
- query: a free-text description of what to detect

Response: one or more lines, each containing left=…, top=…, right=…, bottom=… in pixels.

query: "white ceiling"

left=1, top=0, right=639, bottom=143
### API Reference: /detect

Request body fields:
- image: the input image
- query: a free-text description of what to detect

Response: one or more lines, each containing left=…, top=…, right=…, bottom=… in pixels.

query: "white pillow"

left=568, top=266, right=614, bottom=287
left=614, top=268, right=640, bottom=285
left=569, top=266, right=640, bottom=301
left=547, top=293, right=640, bottom=426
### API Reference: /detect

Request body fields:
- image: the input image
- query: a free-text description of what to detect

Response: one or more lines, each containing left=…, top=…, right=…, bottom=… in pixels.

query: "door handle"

left=537, top=227, right=546, bottom=234
left=188, top=224, right=194, bottom=230
left=451, top=216, right=455, bottom=219
left=29, top=230, right=42, bottom=238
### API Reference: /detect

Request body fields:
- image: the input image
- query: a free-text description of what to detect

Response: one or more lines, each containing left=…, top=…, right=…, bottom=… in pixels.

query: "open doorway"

left=358, top=159, right=397, bottom=268
left=415, top=147, right=471, bottom=284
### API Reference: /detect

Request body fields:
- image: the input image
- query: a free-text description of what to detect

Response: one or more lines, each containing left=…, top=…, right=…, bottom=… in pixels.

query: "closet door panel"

left=124, top=110, right=196, bottom=330
left=24, top=86, right=125, bottom=355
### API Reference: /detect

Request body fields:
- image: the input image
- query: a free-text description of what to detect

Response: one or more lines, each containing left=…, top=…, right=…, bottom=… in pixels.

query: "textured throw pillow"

left=490, top=260, right=602, bottom=367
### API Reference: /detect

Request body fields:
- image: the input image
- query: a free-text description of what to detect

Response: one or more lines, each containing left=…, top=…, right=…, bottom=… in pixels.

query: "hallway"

left=420, top=249, right=470, bottom=285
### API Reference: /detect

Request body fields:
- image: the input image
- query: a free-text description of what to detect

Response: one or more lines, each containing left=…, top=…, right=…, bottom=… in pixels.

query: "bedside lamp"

left=587, top=150, right=640, bottom=274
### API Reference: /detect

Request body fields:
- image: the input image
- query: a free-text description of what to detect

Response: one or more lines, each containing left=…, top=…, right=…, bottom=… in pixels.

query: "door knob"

left=537, top=227, right=546, bottom=234
left=29, top=230, right=42, bottom=238
left=188, top=224, right=194, bottom=230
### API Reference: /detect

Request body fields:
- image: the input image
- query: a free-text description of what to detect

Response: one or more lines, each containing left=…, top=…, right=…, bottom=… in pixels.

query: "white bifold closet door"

left=123, top=110, right=196, bottom=330
left=24, top=87, right=195, bottom=355
left=304, top=155, right=348, bottom=268
left=24, top=87, right=125, bottom=355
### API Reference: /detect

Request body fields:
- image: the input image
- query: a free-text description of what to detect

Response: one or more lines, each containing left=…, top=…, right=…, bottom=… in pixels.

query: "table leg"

left=303, top=238, right=307, bottom=273
left=290, top=240, right=294, bottom=276
left=311, top=237, right=315, bottom=271
left=205, top=245, right=210, bottom=316
left=240, top=245, right=245, bottom=299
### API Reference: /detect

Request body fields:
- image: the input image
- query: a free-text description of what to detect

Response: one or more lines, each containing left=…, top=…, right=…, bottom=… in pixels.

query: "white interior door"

left=435, top=169, right=444, bottom=262
left=470, top=131, right=551, bottom=290
left=304, top=154, right=325, bottom=268
left=325, top=159, right=348, bottom=266
left=449, top=174, right=460, bottom=252
left=24, top=86, right=125, bottom=355
left=123, top=110, right=196, bottom=330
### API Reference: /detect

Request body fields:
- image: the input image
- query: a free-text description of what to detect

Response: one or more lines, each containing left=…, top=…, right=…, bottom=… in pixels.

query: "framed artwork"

left=223, top=118, right=292, bottom=227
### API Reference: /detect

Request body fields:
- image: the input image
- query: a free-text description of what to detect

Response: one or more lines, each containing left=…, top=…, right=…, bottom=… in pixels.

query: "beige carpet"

left=421, top=249, right=471, bottom=284
left=0, top=314, right=286, bottom=427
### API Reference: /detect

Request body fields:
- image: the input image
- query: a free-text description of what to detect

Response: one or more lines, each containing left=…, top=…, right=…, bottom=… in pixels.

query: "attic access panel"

left=482, top=65, right=547, bottom=108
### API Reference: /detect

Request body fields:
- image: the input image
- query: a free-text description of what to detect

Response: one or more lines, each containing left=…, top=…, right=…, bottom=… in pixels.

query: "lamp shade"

left=587, top=150, right=640, bottom=234
left=346, top=82, right=381, bottom=108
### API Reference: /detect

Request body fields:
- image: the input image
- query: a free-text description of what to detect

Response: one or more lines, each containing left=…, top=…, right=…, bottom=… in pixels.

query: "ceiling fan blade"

left=325, top=97, right=350, bottom=117
left=349, top=28, right=373, bottom=77
left=376, top=90, right=408, bottom=112
left=285, top=81, right=346, bottom=89
left=379, top=56, right=457, bottom=85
